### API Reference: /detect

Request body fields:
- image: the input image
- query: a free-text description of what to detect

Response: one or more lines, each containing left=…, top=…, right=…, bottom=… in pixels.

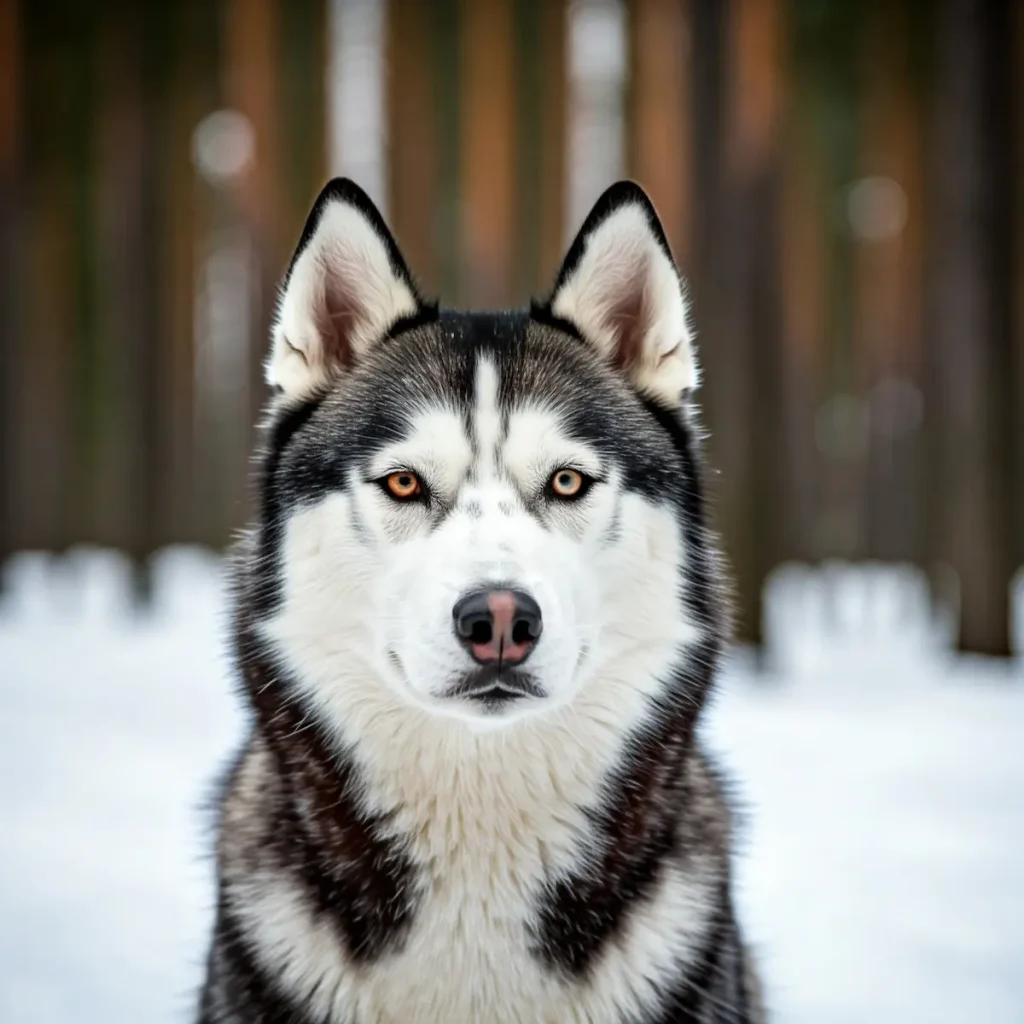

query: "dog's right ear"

left=266, top=179, right=425, bottom=399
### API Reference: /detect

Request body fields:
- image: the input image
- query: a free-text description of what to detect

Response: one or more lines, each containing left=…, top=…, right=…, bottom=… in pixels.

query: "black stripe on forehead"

left=429, top=312, right=527, bottom=472
left=439, top=310, right=530, bottom=360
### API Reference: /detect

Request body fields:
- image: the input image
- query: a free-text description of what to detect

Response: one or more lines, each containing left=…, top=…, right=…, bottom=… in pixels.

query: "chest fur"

left=224, top=721, right=718, bottom=1024
left=353, top=838, right=715, bottom=1024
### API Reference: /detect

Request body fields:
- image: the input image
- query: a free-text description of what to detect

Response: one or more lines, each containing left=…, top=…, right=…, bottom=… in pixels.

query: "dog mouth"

left=442, top=664, right=545, bottom=707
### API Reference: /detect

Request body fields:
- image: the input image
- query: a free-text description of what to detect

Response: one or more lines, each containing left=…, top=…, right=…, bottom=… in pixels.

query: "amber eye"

left=550, top=468, right=585, bottom=499
left=385, top=471, right=422, bottom=500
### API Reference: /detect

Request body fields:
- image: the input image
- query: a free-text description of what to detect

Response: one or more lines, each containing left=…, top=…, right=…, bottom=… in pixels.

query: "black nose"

left=452, top=588, right=543, bottom=666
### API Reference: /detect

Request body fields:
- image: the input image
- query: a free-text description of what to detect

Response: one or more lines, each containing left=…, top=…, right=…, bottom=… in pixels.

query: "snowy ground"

left=1, top=548, right=1022, bottom=1024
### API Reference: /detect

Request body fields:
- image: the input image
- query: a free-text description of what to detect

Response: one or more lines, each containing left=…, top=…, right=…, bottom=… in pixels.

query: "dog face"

left=252, top=180, right=707, bottom=730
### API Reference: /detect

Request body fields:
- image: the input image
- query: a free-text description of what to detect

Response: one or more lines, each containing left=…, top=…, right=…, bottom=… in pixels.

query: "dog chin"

left=400, top=677, right=552, bottom=730
left=431, top=679, right=547, bottom=730
left=386, top=651, right=568, bottom=729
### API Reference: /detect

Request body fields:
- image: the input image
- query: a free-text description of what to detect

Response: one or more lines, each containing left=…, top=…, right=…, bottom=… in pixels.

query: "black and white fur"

left=198, top=178, right=764, bottom=1023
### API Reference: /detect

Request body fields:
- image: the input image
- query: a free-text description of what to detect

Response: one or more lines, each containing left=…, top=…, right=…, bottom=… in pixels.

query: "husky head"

left=248, top=179, right=717, bottom=733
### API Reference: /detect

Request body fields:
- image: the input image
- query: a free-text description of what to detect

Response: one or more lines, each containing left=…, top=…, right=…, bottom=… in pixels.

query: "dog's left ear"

left=544, top=181, right=696, bottom=404
left=266, top=178, right=425, bottom=399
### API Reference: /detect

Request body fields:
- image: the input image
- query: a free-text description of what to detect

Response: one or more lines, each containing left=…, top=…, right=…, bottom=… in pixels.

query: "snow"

left=1, top=548, right=1022, bottom=1023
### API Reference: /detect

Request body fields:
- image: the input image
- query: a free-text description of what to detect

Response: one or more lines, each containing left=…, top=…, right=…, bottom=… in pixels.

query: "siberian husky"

left=198, top=178, right=764, bottom=1023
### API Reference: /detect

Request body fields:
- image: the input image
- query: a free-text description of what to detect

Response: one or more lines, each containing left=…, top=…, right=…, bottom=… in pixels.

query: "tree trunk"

left=856, top=4, right=926, bottom=564
left=629, top=0, right=692, bottom=267
left=1014, top=2, right=1024, bottom=579
left=703, top=0, right=784, bottom=651
left=225, top=0, right=282, bottom=494
left=778, top=94, right=825, bottom=564
left=388, top=0, right=440, bottom=294
left=514, top=0, right=566, bottom=297
left=0, top=0, right=20, bottom=569
left=536, top=0, right=567, bottom=288
left=926, top=0, right=1013, bottom=655
left=460, top=0, right=516, bottom=307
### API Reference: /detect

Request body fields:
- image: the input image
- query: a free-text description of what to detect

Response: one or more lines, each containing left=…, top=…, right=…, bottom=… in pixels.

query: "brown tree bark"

left=1014, top=1, right=1024, bottom=579
left=162, top=2, right=220, bottom=546
left=460, top=0, right=516, bottom=307
left=536, top=0, right=567, bottom=290
left=211, top=0, right=285, bottom=544
left=224, top=0, right=283, bottom=458
left=93, top=11, right=149, bottom=556
left=16, top=8, right=81, bottom=552
left=629, top=0, right=692, bottom=268
left=700, top=0, right=784, bottom=651
left=514, top=0, right=566, bottom=297
left=926, top=0, right=1013, bottom=655
left=855, top=5, right=926, bottom=564
left=0, top=0, right=20, bottom=566
left=388, top=0, right=440, bottom=295
left=778, top=98, right=825, bottom=564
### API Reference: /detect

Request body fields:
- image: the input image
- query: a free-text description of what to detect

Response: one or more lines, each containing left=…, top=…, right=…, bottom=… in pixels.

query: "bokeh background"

left=2, top=0, right=1022, bottom=653
left=1, top=2, right=1023, bottom=1023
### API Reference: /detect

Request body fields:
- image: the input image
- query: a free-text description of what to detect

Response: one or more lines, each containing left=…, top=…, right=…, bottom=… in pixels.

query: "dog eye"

left=384, top=471, right=422, bottom=501
left=548, top=468, right=588, bottom=500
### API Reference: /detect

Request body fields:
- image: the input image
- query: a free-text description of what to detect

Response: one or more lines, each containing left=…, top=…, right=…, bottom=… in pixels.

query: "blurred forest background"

left=0, top=0, right=1021, bottom=654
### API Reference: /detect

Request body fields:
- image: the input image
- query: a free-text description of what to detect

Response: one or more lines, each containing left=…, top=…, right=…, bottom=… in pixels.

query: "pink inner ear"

left=315, top=265, right=361, bottom=370
left=605, top=254, right=653, bottom=371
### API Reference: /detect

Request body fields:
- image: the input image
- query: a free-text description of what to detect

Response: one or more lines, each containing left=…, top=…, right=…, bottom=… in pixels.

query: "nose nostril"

left=469, top=620, right=492, bottom=645
left=510, top=619, right=535, bottom=646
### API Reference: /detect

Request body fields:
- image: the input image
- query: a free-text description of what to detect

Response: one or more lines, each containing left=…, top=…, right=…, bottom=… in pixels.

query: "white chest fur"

left=230, top=687, right=717, bottom=1024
